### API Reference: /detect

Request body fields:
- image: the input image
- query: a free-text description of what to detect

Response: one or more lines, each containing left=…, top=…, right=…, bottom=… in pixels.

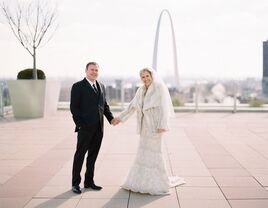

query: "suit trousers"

left=72, top=123, right=103, bottom=186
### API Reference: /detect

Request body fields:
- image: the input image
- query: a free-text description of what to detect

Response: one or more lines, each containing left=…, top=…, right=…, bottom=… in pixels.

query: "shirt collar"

left=85, top=77, right=96, bottom=86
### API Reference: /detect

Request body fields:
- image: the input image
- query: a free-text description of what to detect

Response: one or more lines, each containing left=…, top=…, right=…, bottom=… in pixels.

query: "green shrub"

left=3, top=97, right=11, bottom=106
left=109, top=99, right=118, bottom=106
left=17, top=68, right=46, bottom=80
left=172, top=95, right=184, bottom=106
left=249, top=98, right=264, bottom=107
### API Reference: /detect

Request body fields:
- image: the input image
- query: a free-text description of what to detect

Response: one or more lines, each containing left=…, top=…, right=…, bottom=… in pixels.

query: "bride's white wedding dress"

left=119, top=82, right=185, bottom=195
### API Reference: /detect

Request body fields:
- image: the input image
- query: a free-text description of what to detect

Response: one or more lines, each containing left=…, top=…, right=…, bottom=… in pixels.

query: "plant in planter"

left=17, top=69, right=46, bottom=80
left=1, top=0, right=60, bottom=118
left=6, top=68, right=61, bottom=118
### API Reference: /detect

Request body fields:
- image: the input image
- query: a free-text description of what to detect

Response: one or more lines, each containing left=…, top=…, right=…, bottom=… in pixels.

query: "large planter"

left=7, top=80, right=61, bottom=118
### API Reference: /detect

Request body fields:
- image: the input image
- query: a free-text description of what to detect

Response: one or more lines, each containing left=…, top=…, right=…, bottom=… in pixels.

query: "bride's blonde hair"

left=139, top=68, right=153, bottom=78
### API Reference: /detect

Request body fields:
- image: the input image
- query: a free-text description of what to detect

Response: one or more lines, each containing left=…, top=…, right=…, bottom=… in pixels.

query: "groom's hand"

left=111, top=118, right=120, bottom=126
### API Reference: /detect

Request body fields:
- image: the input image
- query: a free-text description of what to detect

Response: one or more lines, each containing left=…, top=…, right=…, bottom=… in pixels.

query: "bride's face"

left=140, top=71, right=152, bottom=87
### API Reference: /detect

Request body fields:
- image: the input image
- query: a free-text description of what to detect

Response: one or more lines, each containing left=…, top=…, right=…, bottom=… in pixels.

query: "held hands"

left=111, top=118, right=120, bottom=126
left=156, top=128, right=166, bottom=134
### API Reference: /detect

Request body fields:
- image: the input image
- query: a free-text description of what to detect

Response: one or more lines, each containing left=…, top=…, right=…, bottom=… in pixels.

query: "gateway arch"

left=152, top=9, right=180, bottom=90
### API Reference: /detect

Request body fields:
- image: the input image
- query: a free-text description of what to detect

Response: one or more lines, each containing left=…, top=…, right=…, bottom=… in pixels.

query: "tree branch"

left=1, top=0, right=58, bottom=59
left=1, top=2, right=33, bottom=56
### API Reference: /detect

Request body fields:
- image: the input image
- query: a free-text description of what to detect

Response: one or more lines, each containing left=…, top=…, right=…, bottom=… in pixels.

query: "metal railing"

left=2, top=78, right=268, bottom=117
left=57, top=79, right=268, bottom=112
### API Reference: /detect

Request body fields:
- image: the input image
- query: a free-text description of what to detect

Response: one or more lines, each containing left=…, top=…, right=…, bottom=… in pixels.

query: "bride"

left=116, top=67, right=185, bottom=195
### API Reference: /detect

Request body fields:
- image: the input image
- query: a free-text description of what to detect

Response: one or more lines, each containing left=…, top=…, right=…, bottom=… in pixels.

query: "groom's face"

left=86, top=64, right=99, bottom=81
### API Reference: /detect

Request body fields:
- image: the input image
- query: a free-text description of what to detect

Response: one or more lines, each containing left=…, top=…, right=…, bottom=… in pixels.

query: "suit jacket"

left=70, top=78, right=114, bottom=132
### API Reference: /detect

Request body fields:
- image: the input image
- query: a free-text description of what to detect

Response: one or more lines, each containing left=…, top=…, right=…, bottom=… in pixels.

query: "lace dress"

left=120, top=87, right=185, bottom=195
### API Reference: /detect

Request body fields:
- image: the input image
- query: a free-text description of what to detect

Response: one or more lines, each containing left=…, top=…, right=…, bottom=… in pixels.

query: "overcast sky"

left=1, top=0, right=268, bottom=80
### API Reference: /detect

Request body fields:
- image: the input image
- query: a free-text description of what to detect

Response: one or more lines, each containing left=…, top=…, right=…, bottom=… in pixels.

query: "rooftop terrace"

left=0, top=111, right=268, bottom=208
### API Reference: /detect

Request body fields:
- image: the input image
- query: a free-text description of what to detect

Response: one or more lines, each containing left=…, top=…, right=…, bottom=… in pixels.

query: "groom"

left=70, top=62, right=118, bottom=194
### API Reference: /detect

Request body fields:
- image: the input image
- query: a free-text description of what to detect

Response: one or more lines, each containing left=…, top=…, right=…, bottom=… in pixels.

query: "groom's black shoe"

left=72, top=185, right=82, bottom=194
left=84, top=183, right=102, bottom=190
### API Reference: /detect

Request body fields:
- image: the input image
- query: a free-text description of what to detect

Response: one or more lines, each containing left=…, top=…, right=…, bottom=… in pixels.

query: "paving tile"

left=0, top=197, right=30, bottom=208
left=248, top=170, right=268, bottom=186
left=94, top=167, right=129, bottom=186
left=24, top=198, right=79, bottom=208
left=209, top=169, right=251, bottom=177
left=0, top=166, right=24, bottom=175
left=176, top=187, right=225, bottom=199
left=0, top=175, right=12, bottom=185
left=172, top=167, right=212, bottom=177
left=46, top=175, right=71, bottom=186
left=221, top=187, right=268, bottom=199
left=82, top=186, right=129, bottom=199
left=128, top=192, right=179, bottom=208
left=214, top=176, right=262, bottom=187
left=0, top=185, right=40, bottom=197
left=55, top=168, right=72, bottom=177
left=104, top=154, right=135, bottom=161
left=193, top=144, right=230, bottom=155
left=248, top=169, right=268, bottom=175
left=200, top=155, right=243, bottom=169
left=169, top=153, right=202, bottom=161
left=179, top=199, right=231, bottom=208
left=76, top=198, right=128, bottom=208
left=35, top=186, right=81, bottom=199
left=0, top=160, right=32, bottom=168
left=181, top=177, right=217, bottom=187
left=229, top=199, right=268, bottom=208
left=171, top=160, right=207, bottom=169
left=100, top=161, right=132, bottom=168
left=240, top=161, right=268, bottom=169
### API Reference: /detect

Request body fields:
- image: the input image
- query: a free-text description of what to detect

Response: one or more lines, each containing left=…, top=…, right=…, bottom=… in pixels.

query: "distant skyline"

left=1, top=0, right=268, bottom=80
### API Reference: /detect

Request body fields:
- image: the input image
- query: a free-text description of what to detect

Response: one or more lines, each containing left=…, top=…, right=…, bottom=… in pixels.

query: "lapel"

left=142, top=83, right=161, bottom=110
left=144, top=83, right=154, bottom=101
left=95, top=80, right=103, bottom=96
left=136, top=86, right=144, bottom=111
left=83, top=78, right=101, bottom=97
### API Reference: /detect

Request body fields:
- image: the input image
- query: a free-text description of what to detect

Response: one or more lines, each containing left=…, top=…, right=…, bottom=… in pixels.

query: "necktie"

left=92, top=84, right=98, bottom=94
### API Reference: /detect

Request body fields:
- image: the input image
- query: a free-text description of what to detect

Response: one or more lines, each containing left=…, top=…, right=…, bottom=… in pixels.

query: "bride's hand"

left=156, top=128, right=165, bottom=133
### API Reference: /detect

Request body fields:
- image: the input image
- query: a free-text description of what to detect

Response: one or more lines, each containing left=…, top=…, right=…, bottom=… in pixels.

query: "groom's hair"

left=86, top=62, right=99, bottom=70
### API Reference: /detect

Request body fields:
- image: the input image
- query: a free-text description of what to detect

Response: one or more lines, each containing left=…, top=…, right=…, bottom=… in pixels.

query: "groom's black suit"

left=70, top=78, right=114, bottom=187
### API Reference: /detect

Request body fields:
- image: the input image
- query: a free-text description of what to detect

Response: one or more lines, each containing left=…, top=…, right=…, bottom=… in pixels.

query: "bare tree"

left=1, top=0, right=58, bottom=79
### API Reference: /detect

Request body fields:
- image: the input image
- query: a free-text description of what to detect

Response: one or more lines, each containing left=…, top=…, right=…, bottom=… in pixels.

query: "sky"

left=1, top=0, right=268, bottom=80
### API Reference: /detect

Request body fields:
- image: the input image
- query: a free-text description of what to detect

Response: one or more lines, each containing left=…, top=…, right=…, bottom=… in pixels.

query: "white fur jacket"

left=118, top=82, right=170, bottom=134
